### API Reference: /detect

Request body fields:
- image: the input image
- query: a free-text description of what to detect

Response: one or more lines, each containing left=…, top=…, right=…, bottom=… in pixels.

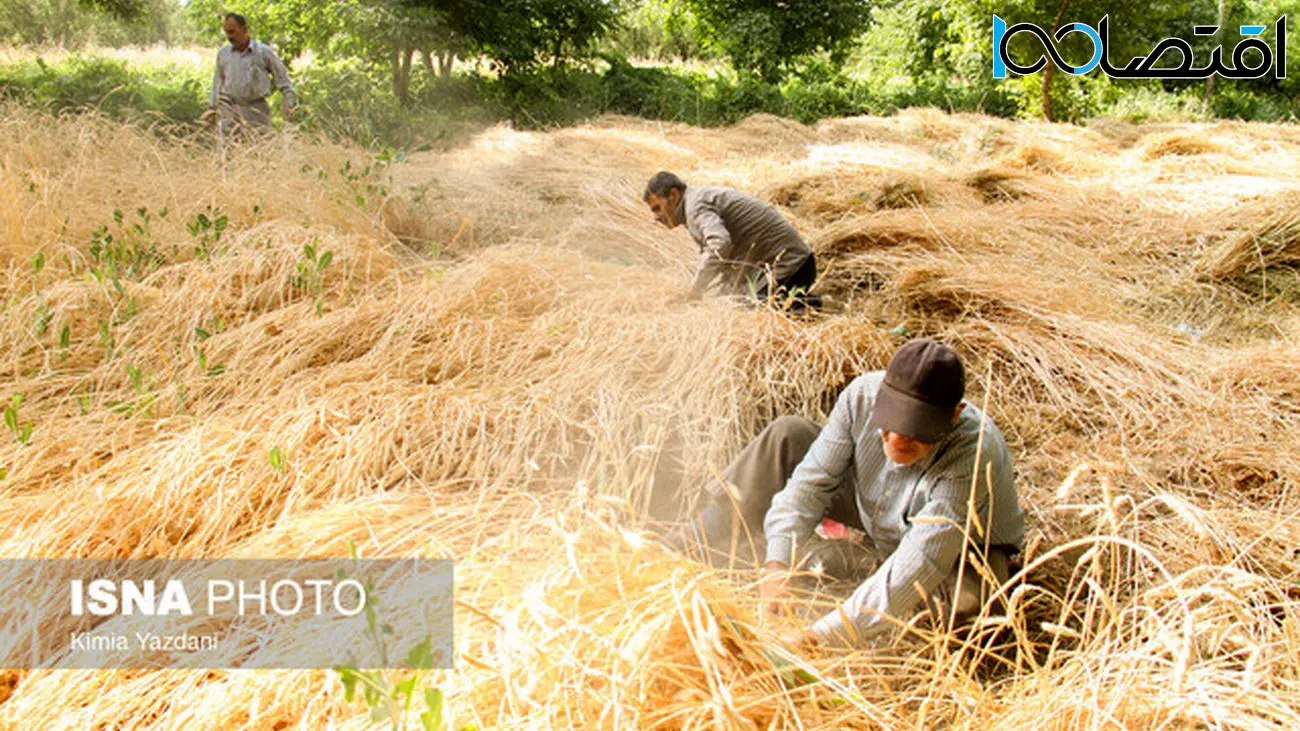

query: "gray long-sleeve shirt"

left=678, top=186, right=811, bottom=297
left=210, top=41, right=297, bottom=109
left=764, top=371, right=1025, bottom=646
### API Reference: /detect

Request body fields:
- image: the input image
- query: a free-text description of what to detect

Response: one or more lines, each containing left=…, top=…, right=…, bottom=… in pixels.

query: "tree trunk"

left=551, top=38, right=565, bottom=73
left=390, top=46, right=401, bottom=100
left=400, top=48, right=414, bottom=103
left=391, top=46, right=415, bottom=105
left=1042, top=0, right=1073, bottom=122
left=1042, top=61, right=1056, bottom=122
left=1205, top=0, right=1227, bottom=103
left=439, top=50, right=455, bottom=78
left=423, top=50, right=436, bottom=76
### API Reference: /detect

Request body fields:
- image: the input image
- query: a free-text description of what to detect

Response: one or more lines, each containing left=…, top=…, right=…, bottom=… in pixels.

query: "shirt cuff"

left=764, top=536, right=794, bottom=566
left=810, top=603, right=885, bottom=648
left=809, top=607, right=852, bottom=646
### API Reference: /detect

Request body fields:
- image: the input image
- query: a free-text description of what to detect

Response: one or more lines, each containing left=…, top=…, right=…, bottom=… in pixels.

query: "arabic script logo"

left=993, top=15, right=1287, bottom=80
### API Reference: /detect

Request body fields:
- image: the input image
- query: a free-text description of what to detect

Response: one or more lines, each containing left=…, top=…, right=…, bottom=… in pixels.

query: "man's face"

left=880, top=430, right=933, bottom=466
left=223, top=19, right=250, bottom=49
left=879, top=405, right=965, bottom=466
left=645, top=190, right=681, bottom=228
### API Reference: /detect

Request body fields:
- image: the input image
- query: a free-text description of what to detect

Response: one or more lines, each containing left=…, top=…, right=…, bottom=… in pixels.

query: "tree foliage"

left=682, top=0, right=873, bottom=80
left=1, top=0, right=189, bottom=46
left=403, top=0, right=623, bottom=73
left=186, top=0, right=471, bottom=103
left=607, top=0, right=714, bottom=61
left=10, top=0, right=1300, bottom=130
left=78, top=0, right=144, bottom=20
left=186, top=0, right=619, bottom=103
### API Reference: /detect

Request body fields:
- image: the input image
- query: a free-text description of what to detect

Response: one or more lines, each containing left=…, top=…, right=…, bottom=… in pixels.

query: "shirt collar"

left=919, top=403, right=969, bottom=466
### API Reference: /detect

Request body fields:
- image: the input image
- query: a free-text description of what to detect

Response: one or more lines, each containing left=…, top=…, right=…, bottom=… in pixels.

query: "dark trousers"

left=752, top=253, right=821, bottom=311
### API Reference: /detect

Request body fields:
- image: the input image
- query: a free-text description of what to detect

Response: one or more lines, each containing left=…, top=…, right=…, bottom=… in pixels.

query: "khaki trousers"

left=218, top=97, right=272, bottom=138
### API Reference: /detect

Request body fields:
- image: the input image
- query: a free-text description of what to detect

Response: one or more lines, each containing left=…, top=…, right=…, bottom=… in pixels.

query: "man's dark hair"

left=224, top=12, right=248, bottom=28
left=643, top=171, right=686, bottom=201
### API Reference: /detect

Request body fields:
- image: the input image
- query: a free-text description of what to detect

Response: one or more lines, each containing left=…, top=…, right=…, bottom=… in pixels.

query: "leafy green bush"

left=293, top=58, right=481, bottom=147
left=0, top=55, right=208, bottom=122
left=0, top=0, right=195, bottom=47
left=1209, top=85, right=1297, bottom=122
left=1098, top=84, right=1212, bottom=124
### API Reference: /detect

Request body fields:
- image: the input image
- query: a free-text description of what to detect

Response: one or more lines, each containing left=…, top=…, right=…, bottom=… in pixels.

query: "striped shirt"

left=763, top=371, right=1025, bottom=646
left=211, top=41, right=296, bottom=108
left=679, top=186, right=811, bottom=297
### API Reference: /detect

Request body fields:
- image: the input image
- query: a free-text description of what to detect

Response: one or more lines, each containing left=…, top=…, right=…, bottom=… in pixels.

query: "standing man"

left=209, top=13, right=297, bottom=137
left=643, top=171, right=819, bottom=309
left=667, top=339, right=1025, bottom=649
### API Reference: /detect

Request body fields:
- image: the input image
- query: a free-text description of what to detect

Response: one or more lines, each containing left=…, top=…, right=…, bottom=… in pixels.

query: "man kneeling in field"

left=667, top=339, right=1025, bottom=649
left=643, top=171, right=820, bottom=309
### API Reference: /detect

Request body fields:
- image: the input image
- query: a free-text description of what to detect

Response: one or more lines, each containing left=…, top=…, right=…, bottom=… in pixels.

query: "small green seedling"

left=293, top=240, right=335, bottom=315
left=32, top=304, right=53, bottom=337
left=98, top=319, right=117, bottom=359
left=4, top=394, right=33, bottom=445
left=188, top=206, right=230, bottom=260
left=194, top=346, right=225, bottom=377
left=88, top=207, right=166, bottom=281
left=126, top=364, right=148, bottom=393
left=268, top=445, right=287, bottom=474
left=332, top=549, right=467, bottom=731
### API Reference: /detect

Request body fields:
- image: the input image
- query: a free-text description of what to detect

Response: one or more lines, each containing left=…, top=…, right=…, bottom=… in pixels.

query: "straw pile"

left=1201, top=191, right=1300, bottom=282
left=1140, top=130, right=1228, bottom=160
left=1, top=101, right=1298, bottom=728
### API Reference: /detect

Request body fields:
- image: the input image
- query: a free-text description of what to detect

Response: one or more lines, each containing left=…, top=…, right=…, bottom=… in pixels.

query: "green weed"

left=88, top=207, right=167, bottom=283
left=268, top=445, right=287, bottom=474
left=4, top=394, right=33, bottom=445
left=332, top=546, right=467, bottom=731
left=293, top=240, right=335, bottom=316
left=187, top=206, right=229, bottom=260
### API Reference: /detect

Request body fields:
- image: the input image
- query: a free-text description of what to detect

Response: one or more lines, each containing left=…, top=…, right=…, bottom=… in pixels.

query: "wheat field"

left=1, top=103, right=1298, bottom=729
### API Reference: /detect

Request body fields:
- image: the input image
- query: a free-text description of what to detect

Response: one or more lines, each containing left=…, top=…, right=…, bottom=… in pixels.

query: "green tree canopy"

left=2, top=0, right=188, bottom=46
left=403, top=0, right=622, bottom=73
left=682, top=0, right=873, bottom=80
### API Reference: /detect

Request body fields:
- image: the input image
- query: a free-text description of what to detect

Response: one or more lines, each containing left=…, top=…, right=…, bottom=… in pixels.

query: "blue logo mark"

left=993, top=15, right=1287, bottom=80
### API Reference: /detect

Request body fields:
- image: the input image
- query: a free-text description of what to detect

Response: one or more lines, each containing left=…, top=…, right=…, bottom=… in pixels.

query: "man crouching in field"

left=666, top=339, right=1025, bottom=649
left=207, top=13, right=297, bottom=138
left=644, top=171, right=820, bottom=309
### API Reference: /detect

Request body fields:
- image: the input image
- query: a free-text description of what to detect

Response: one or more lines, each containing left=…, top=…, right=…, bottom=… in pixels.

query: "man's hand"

left=759, top=561, right=790, bottom=617
left=778, top=628, right=820, bottom=651
left=665, top=290, right=700, bottom=306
